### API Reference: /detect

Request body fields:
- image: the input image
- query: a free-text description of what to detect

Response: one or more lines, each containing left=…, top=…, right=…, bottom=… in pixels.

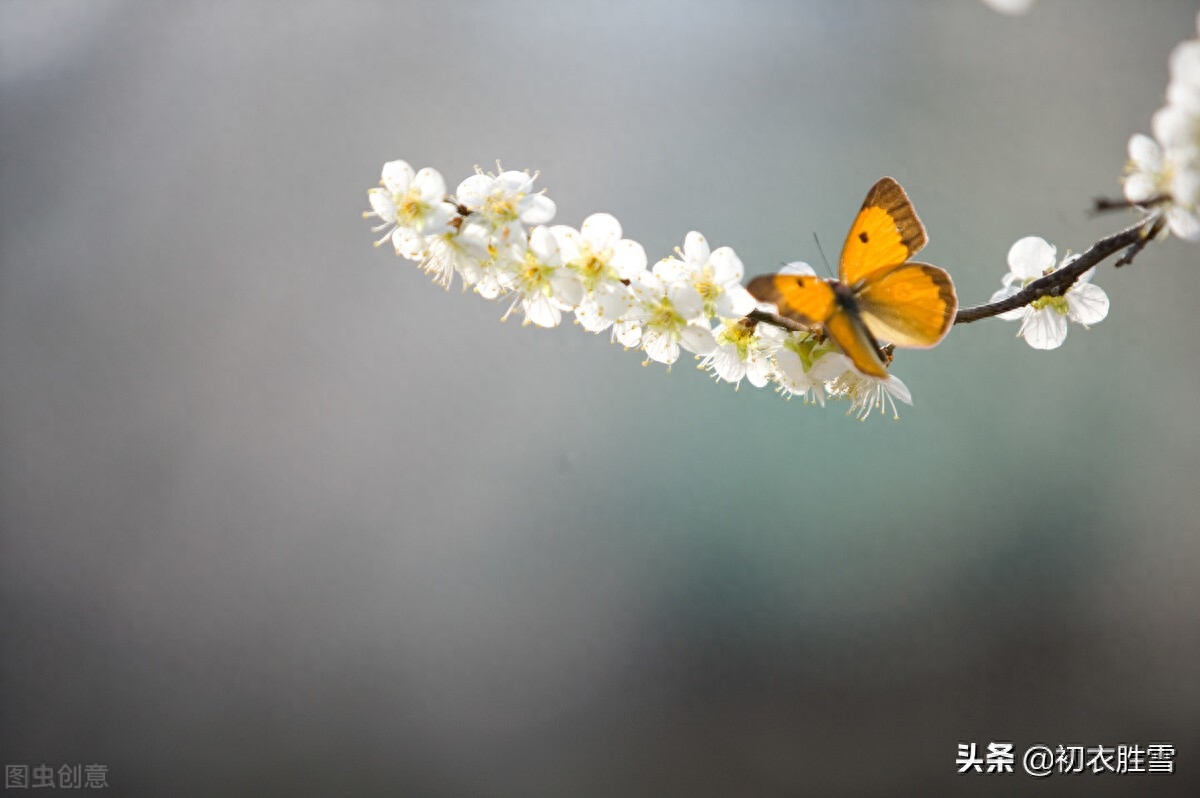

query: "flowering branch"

left=951, top=216, right=1157, bottom=325
left=362, top=14, right=1199, bottom=418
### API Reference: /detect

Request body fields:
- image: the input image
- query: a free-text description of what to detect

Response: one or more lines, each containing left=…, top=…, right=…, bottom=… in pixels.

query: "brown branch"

left=953, top=217, right=1154, bottom=324
left=745, top=308, right=811, bottom=333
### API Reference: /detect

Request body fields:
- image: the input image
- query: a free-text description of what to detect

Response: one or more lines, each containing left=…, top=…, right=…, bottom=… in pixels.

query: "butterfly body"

left=747, top=178, right=957, bottom=378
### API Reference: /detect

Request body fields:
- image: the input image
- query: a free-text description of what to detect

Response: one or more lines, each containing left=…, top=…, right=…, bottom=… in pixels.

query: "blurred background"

left=2, top=1, right=1198, bottom=795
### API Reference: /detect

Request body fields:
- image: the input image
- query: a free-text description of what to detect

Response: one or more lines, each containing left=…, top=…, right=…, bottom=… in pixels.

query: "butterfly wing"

left=839, top=177, right=927, bottom=286
left=854, top=262, right=958, bottom=348
left=824, top=306, right=890, bottom=379
left=745, top=273, right=836, bottom=330
left=746, top=273, right=891, bottom=378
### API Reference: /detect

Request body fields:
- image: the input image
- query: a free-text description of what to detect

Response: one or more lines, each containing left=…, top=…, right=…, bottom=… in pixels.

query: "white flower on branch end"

left=1123, top=14, right=1200, bottom=242
left=366, top=160, right=457, bottom=258
left=989, top=236, right=1109, bottom=350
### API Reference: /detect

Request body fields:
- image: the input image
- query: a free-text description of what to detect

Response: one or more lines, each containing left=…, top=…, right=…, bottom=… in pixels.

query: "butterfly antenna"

left=813, top=233, right=835, bottom=278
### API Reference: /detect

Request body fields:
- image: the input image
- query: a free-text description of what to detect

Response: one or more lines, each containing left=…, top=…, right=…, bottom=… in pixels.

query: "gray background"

left=2, top=1, right=1198, bottom=796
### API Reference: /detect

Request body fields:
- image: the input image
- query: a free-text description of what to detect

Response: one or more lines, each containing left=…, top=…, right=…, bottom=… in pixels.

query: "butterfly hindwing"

left=823, top=306, right=890, bottom=379
left=853, top=262, right=957, bottom=348
left=839, top=177, right=928, bottom=287
left=745, top=273, right=836, bottom=330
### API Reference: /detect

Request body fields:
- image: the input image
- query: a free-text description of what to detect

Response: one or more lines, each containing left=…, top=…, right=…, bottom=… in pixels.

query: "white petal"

left=653, top=256, right=689, bottom=282
left=641, top=330, right=679, bottom=364
left=610, top=239, right=648, bottom=279
left=1169, top=41, right=1200, bottom=92
left=1152, top=104, right=1199, bottom=154
left=423, top=202, right=456, bottom=235
left=1124, top=173, right=1160, bottom=204
left=581, top=213, right=621, bottom=250
left=682, top=232, right=710, bottom=266
left=745, top=358, right=772, bottom=388
left=413, top=167, right=446, bottom=203
left=455, top=218, right=492, bottom=259
left=551, top=271, right=583, bottom=307
left=989, top=285, right=1026, bottom=321
left=631, top=271, right=665, bottom=299
left=883, top=375, right=912, bottom=406
left=496, top=170, right=535, bottom=195
left=1018, top=308, right=1068, bottom=350
left=368, top=187, right=397, bottom=222
left=981, top=0, right=1036, bottom=15
left=722, top=284, right=757, bottom=317
left=549, top=225, right=582, bottom=262
left=1166, top=205, right=1200, bottom=241
left=710, top=345, right=746, bottom=383
left=614, top=319, right=642, bottom=347
left=529, top=225, right=561, bottom=265
left=1128, top=133, right=1162, bottom=171
left=810, top=351, right=852, bottom=382
left=773, top=349, right=811, bottom=391
left=393, top=228, right=427, bottom=260
left=1166, top=78, right=1200, bottom=113
left=678, top=324, right=716, bottom=355
left=1007, top=236, right=1056, bottom=279
left=1066, top=282, right=1109, bottom=325
left=780, top=261, right=817, bottom=277
left=380, top=159, right=415, bottom=193
left=523, top=294, right=561, bottom=328
left=1171, top=166, right=1200, bottom=208
left=455, top=174, right=493, bottom=209
left=575, top=297, right=609, bottom=332
left=668, top=284, right=706, bottom=321
left=708, top=246, right=745, bottom=283
left=519, top=193, right=556, bottom=225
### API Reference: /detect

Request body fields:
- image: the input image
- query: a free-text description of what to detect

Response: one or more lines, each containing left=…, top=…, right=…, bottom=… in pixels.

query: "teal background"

left=2, top=1, right=1198, bottom=796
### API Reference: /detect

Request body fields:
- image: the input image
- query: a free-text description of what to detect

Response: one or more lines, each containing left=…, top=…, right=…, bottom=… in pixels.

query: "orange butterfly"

left=746, top=177, right=957, bottom=379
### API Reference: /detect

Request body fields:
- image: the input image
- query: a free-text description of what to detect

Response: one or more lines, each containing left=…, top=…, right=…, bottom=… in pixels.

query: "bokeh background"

left=2, top=1, right=1198, bottom=796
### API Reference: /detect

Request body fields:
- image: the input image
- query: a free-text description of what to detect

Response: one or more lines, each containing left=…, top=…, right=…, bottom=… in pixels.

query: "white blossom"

left=495, top=226, right=583, bottom=328
left=366, top=160, right=457, bottom=258
left=980, top=0, right=1036, bottom=15
left=827, top=367, right=913, bottom=421
left=1123, top=15, right=1200, bottom=242
left=989, top=236, right=1109, bottom=350
left=700, top=320, right=781, bottom=388
left=456, top=166, right=556, bottom=246
left=654, top=232, right=757, bottom=320
left=554, top=213, right=646, bottom=332
left=622, top=272, right=716, bottom=365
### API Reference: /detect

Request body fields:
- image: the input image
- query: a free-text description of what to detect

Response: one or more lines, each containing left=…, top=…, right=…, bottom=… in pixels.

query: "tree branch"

left=953, top=217, right=1154, bottom=324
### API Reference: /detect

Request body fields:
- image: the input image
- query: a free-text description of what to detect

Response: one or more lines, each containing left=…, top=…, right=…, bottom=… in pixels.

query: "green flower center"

left=484, top=193, right=520, bottom=223
left=1031, top=294, right=1069, bottom=315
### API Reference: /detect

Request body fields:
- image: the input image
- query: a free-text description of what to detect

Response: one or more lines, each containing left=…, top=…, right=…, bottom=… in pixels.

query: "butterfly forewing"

left=854, top=262, right=957, bottom=348
left=839, top=177, right=928, bottom=286
left=745, top=273, right=836, bottom=329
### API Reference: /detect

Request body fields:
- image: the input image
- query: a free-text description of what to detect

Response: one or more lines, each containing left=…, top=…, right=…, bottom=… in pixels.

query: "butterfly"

left=746, top=177, right=957, bottom=379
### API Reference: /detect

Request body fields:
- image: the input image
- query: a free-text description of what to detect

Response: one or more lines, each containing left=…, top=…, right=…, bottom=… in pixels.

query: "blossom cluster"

left=365, top=160, right=912, bottom=419
left=1123, top=12, right=1200, bottom=241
